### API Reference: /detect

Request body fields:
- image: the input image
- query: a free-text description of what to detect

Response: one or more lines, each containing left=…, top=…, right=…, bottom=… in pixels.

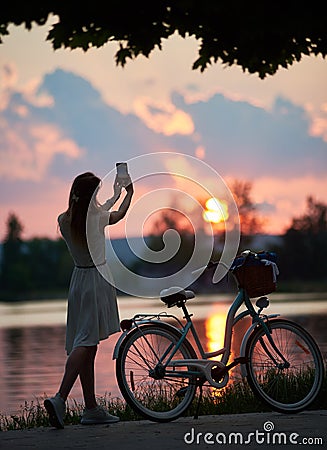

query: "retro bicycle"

left=113, top=250, right=324, bottom=422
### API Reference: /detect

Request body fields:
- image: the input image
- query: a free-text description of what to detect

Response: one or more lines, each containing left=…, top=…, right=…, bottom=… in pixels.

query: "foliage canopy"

left=1, top=1, right=326, bottom=78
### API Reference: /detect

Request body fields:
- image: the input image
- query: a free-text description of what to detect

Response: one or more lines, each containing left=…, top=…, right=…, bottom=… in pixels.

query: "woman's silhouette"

left=44, top=171, right=133, bottom=428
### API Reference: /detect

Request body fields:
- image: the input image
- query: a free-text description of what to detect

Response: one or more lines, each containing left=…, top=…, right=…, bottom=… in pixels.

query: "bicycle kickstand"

left=194, top=382, right=204, bottom=420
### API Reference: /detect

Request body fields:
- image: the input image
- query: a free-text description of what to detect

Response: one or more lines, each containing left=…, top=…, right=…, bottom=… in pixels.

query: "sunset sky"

left=1, top=16, right=327, bottom=241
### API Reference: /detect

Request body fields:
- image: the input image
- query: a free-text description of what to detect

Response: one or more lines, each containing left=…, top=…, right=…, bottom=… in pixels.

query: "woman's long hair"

left=65, top=172, right=101, bottom=246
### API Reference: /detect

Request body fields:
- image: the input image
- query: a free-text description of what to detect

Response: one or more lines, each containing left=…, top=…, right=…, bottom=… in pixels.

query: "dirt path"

left=1, top=410, right=326, bottom=450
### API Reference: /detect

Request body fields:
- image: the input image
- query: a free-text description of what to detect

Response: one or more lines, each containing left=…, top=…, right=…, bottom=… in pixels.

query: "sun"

left=203, top=197, right=229, bottom=223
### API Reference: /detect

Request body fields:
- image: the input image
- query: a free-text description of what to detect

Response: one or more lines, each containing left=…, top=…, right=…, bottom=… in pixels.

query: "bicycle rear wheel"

left=246, top=318, right=324, bottom=413
left=116, top=323, right=197, bottom=422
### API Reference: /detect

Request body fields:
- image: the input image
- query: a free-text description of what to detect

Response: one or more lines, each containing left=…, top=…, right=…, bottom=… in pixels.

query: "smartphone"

left=116, top=162, right=129, bottom=186
left=116, top=162, right=128, bottom=176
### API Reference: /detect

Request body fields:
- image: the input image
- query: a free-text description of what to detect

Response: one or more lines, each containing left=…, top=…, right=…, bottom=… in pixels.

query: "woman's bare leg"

left=79, top=346, right=98, bottom=409
left=58, top=346, right=94, bottom=402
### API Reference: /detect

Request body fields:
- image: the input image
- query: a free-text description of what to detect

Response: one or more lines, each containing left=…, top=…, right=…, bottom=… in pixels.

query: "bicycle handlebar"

left=191, top=260, right=230, bottom=277
left=191, top=249, right=271, bottom=277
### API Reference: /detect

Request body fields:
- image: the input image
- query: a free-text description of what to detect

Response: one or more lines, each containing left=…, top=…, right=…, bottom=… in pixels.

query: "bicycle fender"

left=239, top=314, right=280, bottom=377
left=113, top=330, right=130, bottom=360
left=113, top=320, right=157, bottom=360
left=112, top=320, right=183, bottom=360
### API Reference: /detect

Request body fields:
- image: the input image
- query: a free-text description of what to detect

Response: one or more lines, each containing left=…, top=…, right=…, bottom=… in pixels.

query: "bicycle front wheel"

left=116, top=323, right=198, bottom=422
left=246, top=318, right=324, bottom=413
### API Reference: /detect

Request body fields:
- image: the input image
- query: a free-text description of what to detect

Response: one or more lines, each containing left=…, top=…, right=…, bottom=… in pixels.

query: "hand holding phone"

left=116, top=162, right=130, bottom=187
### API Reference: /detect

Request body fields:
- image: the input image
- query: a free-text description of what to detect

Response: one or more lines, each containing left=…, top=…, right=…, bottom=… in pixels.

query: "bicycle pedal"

left=234, top=356, right=248, bottom=364
left=212, top=357, right=248, bottom=381
left=224, top=357, right=248, bottom=370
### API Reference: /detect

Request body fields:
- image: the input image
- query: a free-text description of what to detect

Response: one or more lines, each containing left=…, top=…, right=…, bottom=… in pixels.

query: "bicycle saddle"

left=160, top=287, right=195, bottom=308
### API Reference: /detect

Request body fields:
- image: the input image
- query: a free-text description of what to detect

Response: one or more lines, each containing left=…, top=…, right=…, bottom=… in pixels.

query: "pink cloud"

left=304, top=102, right=327, bottom=142
left=0, top=119, right=84, bottom=181
left=21, top=77, right=54, bottom=108
left=134, top=97, right=194, bottom=136
left=309, top=115, right=327, bottom=142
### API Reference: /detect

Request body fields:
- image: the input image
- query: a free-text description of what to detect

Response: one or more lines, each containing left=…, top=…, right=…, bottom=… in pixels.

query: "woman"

left=44, top=171, right=133, bottom=428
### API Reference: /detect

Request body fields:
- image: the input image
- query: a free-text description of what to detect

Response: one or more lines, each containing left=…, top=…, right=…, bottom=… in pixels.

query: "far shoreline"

left=1, top=277, right=327, bottom=304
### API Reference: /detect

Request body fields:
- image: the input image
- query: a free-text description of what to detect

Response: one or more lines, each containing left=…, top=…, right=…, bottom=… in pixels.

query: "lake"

left=0, top=293, right=326, bottom=416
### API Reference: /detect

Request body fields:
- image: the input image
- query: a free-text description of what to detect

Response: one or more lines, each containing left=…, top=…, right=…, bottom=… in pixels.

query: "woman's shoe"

left=44, top=393, right=66, bottom=429
left=81, top=406, right=120, bottom=425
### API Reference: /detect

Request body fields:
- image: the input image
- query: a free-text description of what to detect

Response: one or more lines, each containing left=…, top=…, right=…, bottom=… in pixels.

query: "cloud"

left=172, top=93, right=327, bottom=178
left=1, top=68, right=326, bottom=239
left=133, top=97, right=194, bottom=136
left=39, top=69, right=165, bottom=168
left=10, top=68, right=324, bottom=181
left=0, top=63, right=53, bottom=111
left=306, top=102, right=327, bottom=142
left=0, top=117, right=83, bottom=181
left=0, top=66, right=84, bottom=181
left=0, top=63, right=18, bottom=111
left=21, top=77, right=54, bottom=108
left=1, top=62, right=18, bottom=89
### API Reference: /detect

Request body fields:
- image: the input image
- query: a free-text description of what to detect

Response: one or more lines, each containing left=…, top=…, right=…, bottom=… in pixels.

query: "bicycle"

left=113, top=250, right=324, bottom=422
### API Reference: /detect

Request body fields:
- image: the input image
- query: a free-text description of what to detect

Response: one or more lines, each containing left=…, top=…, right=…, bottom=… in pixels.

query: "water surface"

left=0, top=293, right=326, bottom=415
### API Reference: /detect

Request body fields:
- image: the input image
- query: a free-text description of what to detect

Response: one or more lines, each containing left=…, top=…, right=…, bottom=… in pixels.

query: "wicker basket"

left=233, top=263, right=276, bottom=298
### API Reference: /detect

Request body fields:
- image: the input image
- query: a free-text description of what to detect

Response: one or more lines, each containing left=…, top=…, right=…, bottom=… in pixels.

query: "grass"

left=0, top=394, right=140, bottom=431
left=194, top=371, right=327, bottom=416
left=1, top=369, right=326, bottom=431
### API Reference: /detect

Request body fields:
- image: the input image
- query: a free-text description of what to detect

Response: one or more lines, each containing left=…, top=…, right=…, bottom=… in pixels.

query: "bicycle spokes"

left=247, top=319, right=323, bottom=412
left=116, top=325, right=197, bottom=421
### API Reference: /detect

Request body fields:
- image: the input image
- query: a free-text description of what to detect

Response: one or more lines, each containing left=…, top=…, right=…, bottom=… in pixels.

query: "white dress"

left=58, top=205, right=120, bottom=355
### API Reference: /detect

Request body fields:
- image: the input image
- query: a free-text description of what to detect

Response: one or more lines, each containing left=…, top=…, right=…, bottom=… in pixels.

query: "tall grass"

left=1, top=371, right=326, bottom=431
left=0, top=394, right=140, bottom=431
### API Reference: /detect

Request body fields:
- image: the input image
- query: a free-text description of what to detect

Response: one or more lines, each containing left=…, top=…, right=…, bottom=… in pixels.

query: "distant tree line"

left=0, top=214, right=73, bottom=300
left=0, top=194, right=326, bottom=301
left=277, top=196, right=327, bottom=285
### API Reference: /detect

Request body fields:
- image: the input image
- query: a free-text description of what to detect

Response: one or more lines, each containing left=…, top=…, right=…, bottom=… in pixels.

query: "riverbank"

left=1, top=410, right=326, bottom=450
left=1, top=280, right=327, bottom=302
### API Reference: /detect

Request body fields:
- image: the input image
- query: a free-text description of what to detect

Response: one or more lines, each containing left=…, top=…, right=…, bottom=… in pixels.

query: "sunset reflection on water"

left=205, top=310, right=227, bottom=358
left=204, top=307, right=251, bottom=385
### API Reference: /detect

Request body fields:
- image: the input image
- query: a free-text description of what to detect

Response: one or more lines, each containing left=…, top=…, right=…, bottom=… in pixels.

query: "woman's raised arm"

left=108, top=182, right=134, bottom=225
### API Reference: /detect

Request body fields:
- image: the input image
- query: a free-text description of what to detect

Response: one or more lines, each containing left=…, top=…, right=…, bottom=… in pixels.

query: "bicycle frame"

left=113, top=287, right=283, bottom=388
left=161, top=289, right=280, bottom=386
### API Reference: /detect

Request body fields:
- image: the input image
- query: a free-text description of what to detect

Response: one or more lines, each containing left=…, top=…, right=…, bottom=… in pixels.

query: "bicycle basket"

left=231, top=251, right=278, bottom=298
